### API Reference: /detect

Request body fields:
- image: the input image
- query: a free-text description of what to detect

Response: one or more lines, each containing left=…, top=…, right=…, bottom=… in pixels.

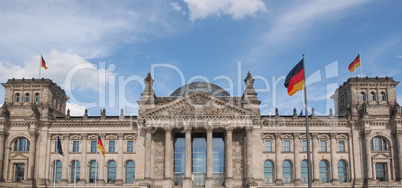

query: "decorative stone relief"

left=232, top=131, right=244, bottom=179
left=153, top=132, right=165, bottom=179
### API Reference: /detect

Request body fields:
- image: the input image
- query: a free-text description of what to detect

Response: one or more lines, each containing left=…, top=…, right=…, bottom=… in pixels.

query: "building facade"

left=0, top=74, right=402, bottom=188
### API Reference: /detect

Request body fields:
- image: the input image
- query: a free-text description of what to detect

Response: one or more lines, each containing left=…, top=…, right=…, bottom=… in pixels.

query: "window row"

left=50, top=160, right=135, bottom=184
left=55, top=140, right=135, bottom=153
left=263, top=160, right=348, bottom=184
left=14, top=92, right=40, bottom=103
left=360, top=91, right=386, bottom=102
left=264, top=139, right=347, bottom=152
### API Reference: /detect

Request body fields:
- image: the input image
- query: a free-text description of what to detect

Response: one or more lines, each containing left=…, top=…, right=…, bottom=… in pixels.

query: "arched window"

left=381, top=92, right=386, bottom=101
left=319, top=160, right=329, bottom=183
left=35, top=93, right=40, bottom=102
left=71, top=160, right=80, bottom=183
left=89, top=161, right=98, bottom=183
left=301, top=160, right=309, bottom=183
left=107, top=161, right=117, bottom=183
left=370, top=92, right=376, bottom=101
left=13, top=137, right=30, bottom=152
left=337, top=160, right=347, bottom=182
left=371, top=137, right=387, bottom=151
left=125, top=161, right=135, bottom=183
left=264, top=160, right=274, bottom=183
left=53, top=160, right=62, bottom=183
left=25, top=93, right=30, bottom=102
left=360, top=92, right=366, bottom=101
left=15, top=93, right=21, bottom=102
left=282, top=160, right=292, bottom=183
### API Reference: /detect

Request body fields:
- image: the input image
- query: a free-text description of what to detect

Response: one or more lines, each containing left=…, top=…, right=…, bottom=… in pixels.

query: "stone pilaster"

left=26, top=130, right=37, bottom=184
left=245, top=126, right=257, bottom=186
left=61, top=134, right=69, bottom=183
left=312, top=133, right=320, bottom=184
left=0, top=131, right=5, bottom=182
left=144, top=127, right=152, bottom=180
left=183, top=126, right=193, bottom=187
left=275, top=133, right=283, bottom=185
left=116, top=133, right=124, bottom=185
left=205, top=126, right=214, bottom=187
left=396, top=130, right=402, bottom=182
left=330, top=133, right=339, bottom=184
left=294, top=133, right=302, bottom=185
left=225, top=127, right=234, bottom=187
left=80, top=133, right=87, bottom=183
left=363, top=130, right=373, bottom=183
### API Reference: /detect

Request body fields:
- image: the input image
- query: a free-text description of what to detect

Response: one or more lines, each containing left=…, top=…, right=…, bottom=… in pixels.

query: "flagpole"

left=302, top=54, right=313, bottom=188
left=53, top=134, right=57, bottom=188
left=359, top=51, right=362, bottom=78
left=95, top=133, right=98, bottom=188
left=39, top=54, right=42, bottom=79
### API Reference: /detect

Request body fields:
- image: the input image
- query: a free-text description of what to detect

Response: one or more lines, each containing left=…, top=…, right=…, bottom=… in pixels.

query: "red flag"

left=284, top=59, right=305, bottom=96
left=348, top=54, right=360, bottom=72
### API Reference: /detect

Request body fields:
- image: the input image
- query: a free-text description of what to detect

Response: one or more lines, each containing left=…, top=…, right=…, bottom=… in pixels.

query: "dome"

left=170, top=81, right=230, bottom=97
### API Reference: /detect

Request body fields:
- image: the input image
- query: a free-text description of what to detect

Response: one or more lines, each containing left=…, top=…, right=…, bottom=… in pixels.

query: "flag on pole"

left=97, top=136, right=105, bottom=157
left=100, top=109, right=103, bottom=116
left=56, top=136, right=64, bottom=156
left=41, top=55, right=48, bottom=69
left=348, top=54, right=360, bottom=72
left=284, top=59, right=305, bottom=96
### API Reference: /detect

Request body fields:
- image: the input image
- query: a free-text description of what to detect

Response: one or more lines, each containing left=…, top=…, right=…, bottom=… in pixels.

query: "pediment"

left=10, top=153, right=29, bottom=160
left=141, top=92, right=256, bottom=117
left=372, top=153, right=390, bottom=160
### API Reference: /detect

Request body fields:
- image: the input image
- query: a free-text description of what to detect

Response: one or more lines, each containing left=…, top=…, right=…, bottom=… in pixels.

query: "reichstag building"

left=0, top=73, right=402, bottom=188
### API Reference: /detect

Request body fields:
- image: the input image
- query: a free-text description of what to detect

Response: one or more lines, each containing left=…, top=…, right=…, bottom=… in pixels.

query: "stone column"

left=363, top=130, right=373, bottom=181
left=205, top=126, right=214, bottom=187
left=396, top=130, right=402, bottom=182
left=275, top=133, right=283, bottom=185
left=183, top=126, right=193, bottom=187
left=0, top=131, right=5, bottom=182
left=330, top=133, right=339, bottom=184
left=245, top=126, right=257, bottom=185
left=312, top=133, right=320, bottom=184
left=61, top=134, right=69, bottom=183
left=26, top=131, right=37, bottom=183
left=80, top=134, right=87, bottom=183
left=225, top=127, right=234, bottom=187
left=164, top=127, right=173, bottom=185
left=145, top=127, right=152, bottom=180
left=116, top=133, right=124, bottom=184
left=294, top=133, right=301, bottom=184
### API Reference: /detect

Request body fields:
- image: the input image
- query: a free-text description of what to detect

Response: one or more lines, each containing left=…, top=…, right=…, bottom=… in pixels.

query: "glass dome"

left=170, top=81, right=230, bottom=97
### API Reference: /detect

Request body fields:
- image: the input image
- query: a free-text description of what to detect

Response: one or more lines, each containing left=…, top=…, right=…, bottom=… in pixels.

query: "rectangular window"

left=320, top=140, right=327, bottom=151
left=283, top=140, right=290, bottom=152
left=302, top=139, right=307, bottom=152
left=91, top=141, right=97, bottom=152
left=338, top=140, right=345, bottom=152
left=265, top=140, right=272, bottom=152
left=15, top=163, right=25, bottom=182
left=73, top=141, right=79, bottom=152
left=127, top=141, right=133, bottom=152
left=109, top=141, right=115, bottom=152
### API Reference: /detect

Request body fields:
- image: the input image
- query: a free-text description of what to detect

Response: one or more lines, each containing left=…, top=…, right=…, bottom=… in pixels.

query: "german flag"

left=97, top=136, right=105, bottom=157
left=284, top=59, right=305, bottom=96
left=100, top=109, right=103, bottom=116
left=348, top=54, right=360, bottom=72
left=41, top=55, right=48, bottom=69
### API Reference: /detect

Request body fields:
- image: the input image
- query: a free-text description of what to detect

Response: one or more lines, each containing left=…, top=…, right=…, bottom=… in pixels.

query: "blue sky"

left=0, top=0, right=401, bottom=116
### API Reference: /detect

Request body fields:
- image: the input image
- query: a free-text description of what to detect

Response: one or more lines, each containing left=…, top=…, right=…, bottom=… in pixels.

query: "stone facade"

left=0, top=74, right=402, bottom=188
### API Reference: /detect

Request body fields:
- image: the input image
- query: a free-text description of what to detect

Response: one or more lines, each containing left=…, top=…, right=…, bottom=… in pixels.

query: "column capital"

left=245, top=126, right=253, bottom=133
left=184, top=126, right=192, bottom=134
left=206, top=125, right=213, bottom=133
left=29, top=130, right=38, bottom=138
left=395, top=130, right=402, bottom=137
left=225, top=126, right=233, bottom=133
left=145, top=126, right=153, bottom=133
left=362, top=130, right=371, bottom=137
left=311, top=133, right=319, bottom=139
left=63, top=133, right=70, bottom=139
left=165, top=126, right=172, bottom=133
left=330, top=132, right=337, bottom=139
left=117, top=133, right=124, bottom=138
left=275, top=132, right=282, bottom=138
left=294, top=133, right=300, bottom=139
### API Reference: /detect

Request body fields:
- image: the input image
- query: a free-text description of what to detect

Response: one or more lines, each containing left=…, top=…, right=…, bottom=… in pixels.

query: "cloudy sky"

left=0, top=0, right=401, bottom=116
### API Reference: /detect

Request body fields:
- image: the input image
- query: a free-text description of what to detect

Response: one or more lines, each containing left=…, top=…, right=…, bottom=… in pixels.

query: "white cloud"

left=170, top=2, right=182, bottom=11
left=0, top=50, right=115, bottom=92
left=397, top=55, right=402, bottom=59
left=66, top=102, right=86, bottom=116
left=184, top=0, right=267, bottom=21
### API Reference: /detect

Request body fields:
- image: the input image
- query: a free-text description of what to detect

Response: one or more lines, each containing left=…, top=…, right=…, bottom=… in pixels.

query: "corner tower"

left=1, top=78, right=69, bottom=119
left=331, top=76, right=399, bottom=118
